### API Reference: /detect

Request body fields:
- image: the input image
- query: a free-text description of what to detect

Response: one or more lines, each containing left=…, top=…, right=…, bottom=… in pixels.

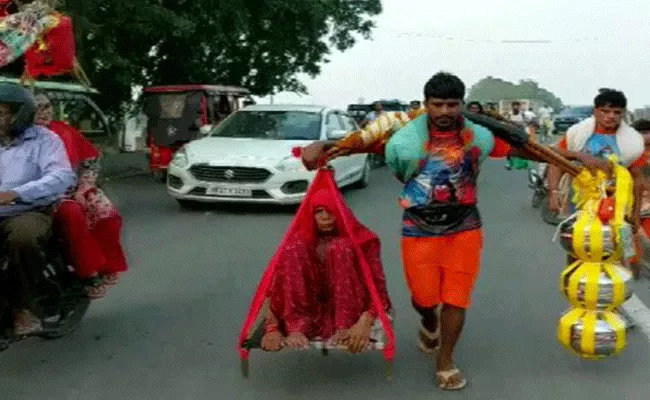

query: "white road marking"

left=621, top=294, right=650, bottom=341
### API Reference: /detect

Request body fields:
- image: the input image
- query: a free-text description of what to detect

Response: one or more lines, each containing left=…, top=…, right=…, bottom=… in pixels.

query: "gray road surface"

left=2, top=160, right=650, bottom=400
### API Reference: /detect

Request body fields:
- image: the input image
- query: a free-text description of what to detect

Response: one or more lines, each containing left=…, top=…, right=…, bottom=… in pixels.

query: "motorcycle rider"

left=0, top=83, right=76, bottom=336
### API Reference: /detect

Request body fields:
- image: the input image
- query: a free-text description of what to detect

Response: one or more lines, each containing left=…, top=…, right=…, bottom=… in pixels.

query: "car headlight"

left=275, top=157, right=304, bottom=172
left=170, top=148, right=189, bottom=168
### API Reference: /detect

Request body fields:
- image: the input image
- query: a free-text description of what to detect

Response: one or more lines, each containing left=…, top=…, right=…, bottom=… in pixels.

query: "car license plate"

left=207, top=186, right=252, bottom=197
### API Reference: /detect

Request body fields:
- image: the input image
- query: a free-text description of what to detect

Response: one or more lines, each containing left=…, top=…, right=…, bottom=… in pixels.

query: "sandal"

left=102, top=273, right=120, bottom=287
left=13, top=310, right=43, bottom=337
left=436, top=367, right=468, bottom=391
left=86, top=283, right=109, bottom=299
left=417, top=324, right=440, bottom=354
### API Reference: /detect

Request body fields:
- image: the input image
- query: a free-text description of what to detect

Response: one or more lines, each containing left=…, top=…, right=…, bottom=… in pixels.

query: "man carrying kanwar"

left=297, top=72, right=606, bottom=391
left=547, top=89, right=647, bottom=279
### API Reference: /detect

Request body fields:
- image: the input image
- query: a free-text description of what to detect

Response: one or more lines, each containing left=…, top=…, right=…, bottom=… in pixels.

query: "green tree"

left=58, top=0, right=382, bottom=117
left=467, top=76, right=564, bottom=111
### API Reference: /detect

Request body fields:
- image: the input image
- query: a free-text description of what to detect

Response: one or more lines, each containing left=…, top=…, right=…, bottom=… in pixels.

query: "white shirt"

left=539, top=107, right=553, bottom=120
left=524, top=110, right=537, bottom=123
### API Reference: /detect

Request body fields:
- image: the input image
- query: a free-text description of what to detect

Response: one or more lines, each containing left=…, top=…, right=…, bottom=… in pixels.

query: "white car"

left=166, top=104, right=371, bottom=207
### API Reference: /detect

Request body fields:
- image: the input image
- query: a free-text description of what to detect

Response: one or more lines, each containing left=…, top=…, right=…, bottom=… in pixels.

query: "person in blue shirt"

left=0, top=83, right=76, bottom=336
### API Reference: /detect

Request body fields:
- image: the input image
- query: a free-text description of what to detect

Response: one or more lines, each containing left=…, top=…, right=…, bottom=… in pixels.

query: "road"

left=2, top=160, right=650, bottom=400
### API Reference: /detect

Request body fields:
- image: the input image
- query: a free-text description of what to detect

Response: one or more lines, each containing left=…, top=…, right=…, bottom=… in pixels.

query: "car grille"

left=189, top=165, right=272, bottom=183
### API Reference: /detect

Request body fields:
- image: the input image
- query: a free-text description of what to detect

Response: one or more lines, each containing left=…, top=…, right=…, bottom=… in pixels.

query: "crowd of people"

left=248, top=73, right=650, bottom=392
left=3, top=72, right=650, bottom=392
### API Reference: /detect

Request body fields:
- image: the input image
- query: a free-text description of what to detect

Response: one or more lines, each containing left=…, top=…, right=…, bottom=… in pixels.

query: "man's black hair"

left=512, top=100, right=521, bottom=106
left=466, top=101, right=483, bottom=113
left=423, top=72, right=465, bottom=100
left=594, top=89, right=627, bottom=109
left=633, top=118, right=650, bottom=132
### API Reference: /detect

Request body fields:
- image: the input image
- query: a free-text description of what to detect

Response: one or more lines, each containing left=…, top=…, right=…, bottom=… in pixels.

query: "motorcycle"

left=528, top=162, right=547, bottom=209
left=0, top=232, right=91, bottom=352
left=528, top=162, right=572, bottom=225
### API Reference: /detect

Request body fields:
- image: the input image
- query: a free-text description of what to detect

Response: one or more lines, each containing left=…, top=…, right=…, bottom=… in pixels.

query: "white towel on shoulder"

left=565, top=117, right=644, bottom=166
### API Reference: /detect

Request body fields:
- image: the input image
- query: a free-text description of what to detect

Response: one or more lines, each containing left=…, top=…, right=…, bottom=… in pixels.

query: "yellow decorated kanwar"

left=556, top=157, right=635, bottom=359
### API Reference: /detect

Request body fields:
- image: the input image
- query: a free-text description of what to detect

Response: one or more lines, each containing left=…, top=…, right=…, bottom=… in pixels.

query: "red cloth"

left=54, top=200, right=127, bottom=278
left=48, top=121, right=128, bottom=278
left=24, top=14, right=75, bottom=78
left=0, top=0, right=11, bottom=17
left=270, top=236, right=377, bottom=338
left=268, top=188, right=391, bottom=338
left=237, top=168, right=395, bottom=360
left=48, top=121, right=99, bottom=168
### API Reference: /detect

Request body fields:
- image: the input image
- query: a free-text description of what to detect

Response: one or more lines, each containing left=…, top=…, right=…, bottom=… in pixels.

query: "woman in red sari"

left=34, top=93, right=127, bottom=299
left=261, top=188, right=392, bottom=353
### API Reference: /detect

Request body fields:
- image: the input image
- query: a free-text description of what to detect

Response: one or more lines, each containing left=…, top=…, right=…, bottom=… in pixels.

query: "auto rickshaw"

left=141, top=84, right=251, bottom=181
left=0, top=77, right=112, bottom=144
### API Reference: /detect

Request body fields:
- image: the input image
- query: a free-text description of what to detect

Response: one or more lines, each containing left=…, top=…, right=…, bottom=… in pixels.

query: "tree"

left=58, top=0, right=382, bottom=118
left=467, top=76, right=564, bottom=111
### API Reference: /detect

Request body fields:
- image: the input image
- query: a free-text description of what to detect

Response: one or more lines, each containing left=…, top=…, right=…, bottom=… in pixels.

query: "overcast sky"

left=265, top=0, right=650, bottom=110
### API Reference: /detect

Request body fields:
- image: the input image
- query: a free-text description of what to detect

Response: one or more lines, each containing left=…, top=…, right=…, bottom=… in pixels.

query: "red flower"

left=291, top=147, right=302, bottom=158
left=433, top=185, right=452, bottom=202
left=460, top=128, right=474, bottom=147
left=456, top=186, right=477, bottom=204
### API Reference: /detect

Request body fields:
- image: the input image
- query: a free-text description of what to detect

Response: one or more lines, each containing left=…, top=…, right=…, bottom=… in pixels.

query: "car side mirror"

left=327, top=129, right=348, bottom=140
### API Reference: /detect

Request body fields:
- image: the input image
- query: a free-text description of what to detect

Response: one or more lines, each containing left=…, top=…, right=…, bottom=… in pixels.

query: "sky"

left=262, top=0, right=650, bottom=110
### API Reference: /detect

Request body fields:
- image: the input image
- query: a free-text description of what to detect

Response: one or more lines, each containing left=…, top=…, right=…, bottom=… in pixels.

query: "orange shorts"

left=401, top=229, right=483, bottom=309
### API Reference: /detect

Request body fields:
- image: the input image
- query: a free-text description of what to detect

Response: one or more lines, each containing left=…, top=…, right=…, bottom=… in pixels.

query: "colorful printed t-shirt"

left=400, top=127, right=511, bottom=237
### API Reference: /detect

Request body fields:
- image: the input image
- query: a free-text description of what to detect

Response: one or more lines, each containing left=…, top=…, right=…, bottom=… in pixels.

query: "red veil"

left=47, top=120, right=99, bottom=168
left=236, top=168, right=395, bottom=365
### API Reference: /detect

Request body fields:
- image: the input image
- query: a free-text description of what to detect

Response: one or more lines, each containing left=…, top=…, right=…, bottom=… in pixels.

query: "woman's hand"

left=342, top=312, right=374, bottom=354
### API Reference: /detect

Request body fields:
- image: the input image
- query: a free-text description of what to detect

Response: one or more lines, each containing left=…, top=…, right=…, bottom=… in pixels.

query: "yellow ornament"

left=557, top=308, right=626, bottom=359
left=560, top=261, right=632, bottom=310
left=557, top=158, right=635, bottom=359
left=558, top=211, right=616, bottom=262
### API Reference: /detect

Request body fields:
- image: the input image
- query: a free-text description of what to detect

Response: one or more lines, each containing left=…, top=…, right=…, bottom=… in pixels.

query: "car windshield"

left=143, top=93, right=189, bottom=119
left=559, top=106, right=592, bottom=117
left=381, top=102, right=406, bottom=112
left=210, top=110, right=322, bottom=140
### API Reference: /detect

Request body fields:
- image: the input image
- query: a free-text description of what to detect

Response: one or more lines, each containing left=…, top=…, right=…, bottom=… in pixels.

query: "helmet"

left=0, top=83, right=36, bottom=132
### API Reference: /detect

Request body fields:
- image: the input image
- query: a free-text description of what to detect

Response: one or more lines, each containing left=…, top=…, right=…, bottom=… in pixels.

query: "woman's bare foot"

left=102, top=273, right=121, bottom=287
left=261, top=331, right=284, bottom=351
left=87, top=283, right=108, bottom=299
left=285, top=332, right=309, bottom=349
left=330, top=329, right=349, bottom=346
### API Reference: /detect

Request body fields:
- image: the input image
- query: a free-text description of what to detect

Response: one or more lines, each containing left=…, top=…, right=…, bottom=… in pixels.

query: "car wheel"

left=177, top=199, right=202, bottom=210
left=353, top=158, right=371, bottom=189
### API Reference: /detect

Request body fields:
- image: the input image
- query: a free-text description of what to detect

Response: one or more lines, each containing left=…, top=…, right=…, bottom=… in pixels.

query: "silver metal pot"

left=562, top=263, right=633, bottom=310
left=559, top=214, right=616, bottom=261
left=568, top=312, right=625, bottom=357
